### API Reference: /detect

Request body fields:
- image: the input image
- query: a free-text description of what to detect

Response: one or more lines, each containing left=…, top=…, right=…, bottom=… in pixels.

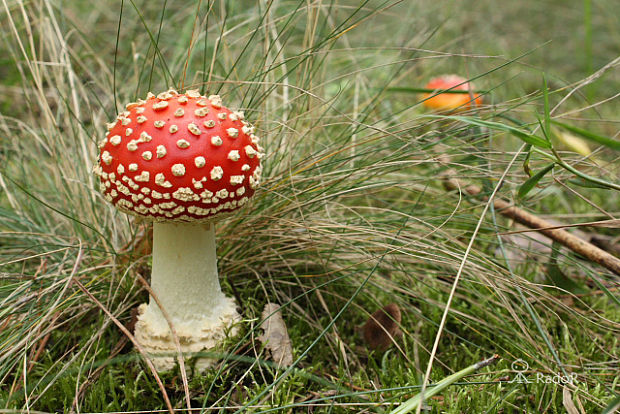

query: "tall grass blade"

left=390, top=355, right=499, bottom=414
left=518, top=163, right=554, bottom=199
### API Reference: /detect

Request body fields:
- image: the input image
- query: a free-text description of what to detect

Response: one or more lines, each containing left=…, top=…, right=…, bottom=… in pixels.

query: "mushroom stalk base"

left=134, top=222, right=240, bottom=372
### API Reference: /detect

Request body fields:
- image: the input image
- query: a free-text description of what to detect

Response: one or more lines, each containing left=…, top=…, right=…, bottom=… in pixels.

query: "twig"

left=498, top=219, right=620, bottom=235
left=443, top=175, right=620, bottom=276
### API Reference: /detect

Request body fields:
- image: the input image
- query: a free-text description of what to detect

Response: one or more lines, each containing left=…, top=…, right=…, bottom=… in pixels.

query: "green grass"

left=1, top=0, right=619, bottom=412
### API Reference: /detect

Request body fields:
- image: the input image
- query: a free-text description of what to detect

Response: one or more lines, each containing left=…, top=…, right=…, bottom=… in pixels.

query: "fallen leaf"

left=557, top=131, right=592, bottom=156
left=553, top=129, right=595, bottom=161
left=497, top=220, right=592, bottom=267
left=363, top=303, right=402, bottom=351
left=258, top=303, right=293, bottom=367
left=497, top=221, right=600, bottom=282
left=498, top=227, right=553, bottom=259
left=562, top=386, right=582, bottom=414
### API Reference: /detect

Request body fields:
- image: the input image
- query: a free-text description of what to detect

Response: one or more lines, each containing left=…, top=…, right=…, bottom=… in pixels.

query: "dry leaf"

left=554, top=129, right=595, bottom=161
left=496, top=220, right=586, bottom=267
left=363, top=303, right=402, bottom=351
left=496, top=221, right=599, bottom=281
left=497, top=227, right=553, bottom=263
left=258, top=303, right=293, bottom=367
left=562, top=386, right=582, bottom=414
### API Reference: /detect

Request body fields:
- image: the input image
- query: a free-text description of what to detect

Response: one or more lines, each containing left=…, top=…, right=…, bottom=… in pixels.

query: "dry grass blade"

left=71, top=279, right=175, bottom=414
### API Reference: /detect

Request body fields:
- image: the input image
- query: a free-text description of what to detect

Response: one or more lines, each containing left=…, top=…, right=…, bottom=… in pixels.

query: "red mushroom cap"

left=422, top=75, right=482, bottom=110
left=93, top=89, right=264, bottom=222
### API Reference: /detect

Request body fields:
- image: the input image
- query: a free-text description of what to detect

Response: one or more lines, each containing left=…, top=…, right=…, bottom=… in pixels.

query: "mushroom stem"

left=135, top=222, right=240, bottom=371
left=150, top=222, right=225, bottom=322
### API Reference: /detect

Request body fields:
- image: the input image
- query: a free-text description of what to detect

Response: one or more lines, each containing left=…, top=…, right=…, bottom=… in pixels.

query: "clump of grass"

left=1, top=0, right=618, bottom=412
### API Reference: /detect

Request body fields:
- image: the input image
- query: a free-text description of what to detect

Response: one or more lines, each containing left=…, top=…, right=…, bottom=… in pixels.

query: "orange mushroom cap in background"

left=422, top=74, right=482, bottom=111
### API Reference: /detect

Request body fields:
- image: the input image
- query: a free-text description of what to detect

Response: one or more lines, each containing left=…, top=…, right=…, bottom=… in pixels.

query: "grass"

left=1, top=0, right=619, bottom=412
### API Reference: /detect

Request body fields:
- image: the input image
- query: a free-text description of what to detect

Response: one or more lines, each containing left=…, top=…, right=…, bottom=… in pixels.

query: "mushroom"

left=93, top=88, right=264, bottom=371
left=362, top=303, right=402, bottom=351
left=422, top=74, right=482, bottom=111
